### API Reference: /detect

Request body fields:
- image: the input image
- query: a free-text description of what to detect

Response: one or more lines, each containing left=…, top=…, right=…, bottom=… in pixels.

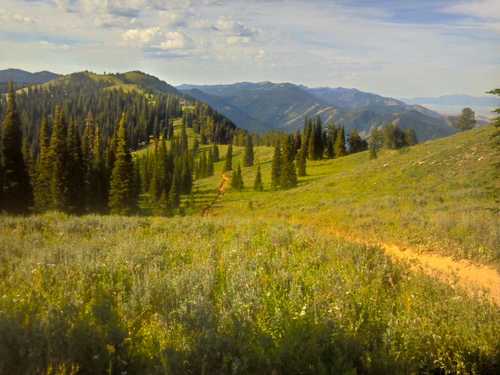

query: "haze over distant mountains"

left=402, top=95, right=500, bottom=118
left=179, top=82, right=456, bottom=141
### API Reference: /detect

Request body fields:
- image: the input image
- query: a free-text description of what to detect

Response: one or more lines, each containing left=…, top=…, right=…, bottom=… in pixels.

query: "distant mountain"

left=179, top=82, right=456, bottom=141
left=0, top=68, right=60, bottom=92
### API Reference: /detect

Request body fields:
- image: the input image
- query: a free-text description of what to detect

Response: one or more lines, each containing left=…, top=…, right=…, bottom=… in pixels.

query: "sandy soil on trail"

left=316, top=225, right=500, bottom=306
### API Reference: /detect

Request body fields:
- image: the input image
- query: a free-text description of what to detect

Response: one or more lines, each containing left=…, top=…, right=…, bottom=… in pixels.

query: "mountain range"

left=0, top=68, right=60, bottom=93
left=1, top=68, right=464, bottom=141
left=179, top=82, right=456, bottom=141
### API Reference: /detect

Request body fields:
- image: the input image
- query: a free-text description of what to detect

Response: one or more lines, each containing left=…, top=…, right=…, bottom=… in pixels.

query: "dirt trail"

left=201, top=173, right=230, bottom=216
left=314, top=225, right=500, bottom=306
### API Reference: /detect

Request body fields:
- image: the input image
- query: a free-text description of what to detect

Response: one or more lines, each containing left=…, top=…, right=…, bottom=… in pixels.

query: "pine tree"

left=297, top=146, right=307, bottom=177
left=368, top=127, right=383, bottom=160
left=243, top=135, right=254, bottom=167
left=231, top=163, right=244, bottom=191
left=404, top=128, right=418, bottom=146
left=326, top=122, right=336, bottom=159
left=168, top=168, right=180, bottom=210
left=348, top=129, right=367, bottom=154
left=224, top=143, right=233, bottom=171
left=253, top=164, right=264, bottom=191
left=0, top=83, right=32, bottom=213
left=207, top=150, right=214, bottom=176
left=280, top=139, right=297, bottom=189
left=334, top=126, right=347, bottom=157
left=48, top=106, right=70, bottom=211
left=34, top=117, right=52, bottom=211
left=271, top=141, right=282, bottom=189
left=66, top=119, right=85, bottom=213
left=212, top=143, right=220, bottom=162
left=108, top=114, right=136, bottom=215
left=89, top=125, right=106, bottom=212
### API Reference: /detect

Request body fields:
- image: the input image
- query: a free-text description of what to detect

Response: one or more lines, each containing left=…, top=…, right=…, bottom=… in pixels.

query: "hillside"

left=0, top=70, right=239, bottom=151
left=179, top=82, right=455, bottom=141
left=192, top=125, right=499, bottom=270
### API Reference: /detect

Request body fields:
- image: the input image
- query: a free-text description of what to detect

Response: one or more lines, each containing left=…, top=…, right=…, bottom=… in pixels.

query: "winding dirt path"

left=201, top=173, right=230, bottom=216
left=314, top=225, right=500, bottom=306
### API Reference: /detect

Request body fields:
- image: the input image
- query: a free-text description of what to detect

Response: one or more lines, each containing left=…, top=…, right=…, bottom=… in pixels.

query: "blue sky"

left=0, top=0, right=499, bottom=97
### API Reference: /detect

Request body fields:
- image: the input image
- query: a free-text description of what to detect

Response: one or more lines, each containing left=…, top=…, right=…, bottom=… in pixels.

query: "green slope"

left=194, top=125, right=499, bottom=267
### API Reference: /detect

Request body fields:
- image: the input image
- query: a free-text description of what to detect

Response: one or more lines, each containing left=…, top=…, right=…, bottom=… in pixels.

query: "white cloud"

left=159, top=31, right=192, bottom=50
left=122, top=26, right=161, bottom=45
left=215, top=16, right=257, bottom=37
left=444, top=0, right=500, bottom=19
left=0, top=9, right=34, bottom=24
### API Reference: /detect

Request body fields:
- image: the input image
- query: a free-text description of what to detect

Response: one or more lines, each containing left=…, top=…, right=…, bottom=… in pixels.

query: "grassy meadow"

left=1, top=125, right=499, bottom=374
left=0, top=213, right=499, bottom=374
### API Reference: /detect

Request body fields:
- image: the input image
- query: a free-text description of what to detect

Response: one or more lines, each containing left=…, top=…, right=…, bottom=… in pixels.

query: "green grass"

left=195, top=126, right=499, bottom=267
left=0, top=213, right=498, bottom=374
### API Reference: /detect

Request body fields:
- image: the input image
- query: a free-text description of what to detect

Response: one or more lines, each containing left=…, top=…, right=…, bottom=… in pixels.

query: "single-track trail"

left=308, top=223, right=500, bottom=306
left=201, top=173, right=230, bottom=216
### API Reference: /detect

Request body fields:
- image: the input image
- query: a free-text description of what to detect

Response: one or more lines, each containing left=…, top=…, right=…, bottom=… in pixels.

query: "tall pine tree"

left=108, top=114, right=136, bottom=215
left=334, top=126, right=347, bottom=157
left=254, top=164, right=263, bottom=191
left=243, top=135, right=254, bottom=167
left=34, top=117, right=52, bottom=211
left=48, top=106, right=70, bottom=211
left=271, top=141, right=282, bottom=189
left=0, top=83, right=32, bottom=213
left=224, top=143, right=233, bottom=171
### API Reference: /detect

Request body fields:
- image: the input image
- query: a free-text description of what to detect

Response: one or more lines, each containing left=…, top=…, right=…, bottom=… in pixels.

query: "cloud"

left=0, top=9, right=35, bottom=24
left=122, top=26, right=161, bottom=45
left=444, top=0, right=500, bottom=19
left=215, top=16, right=257, bottom=37
left=159, top=31, right=192, bottom=50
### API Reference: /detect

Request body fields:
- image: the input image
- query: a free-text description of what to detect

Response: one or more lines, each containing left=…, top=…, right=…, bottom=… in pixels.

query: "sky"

left=0, top=0, right=499, bottom=97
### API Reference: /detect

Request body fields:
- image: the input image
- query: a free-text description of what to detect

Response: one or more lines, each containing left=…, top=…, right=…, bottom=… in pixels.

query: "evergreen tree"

left=224, top=143, right=233, bottom=171
left=271, top=142, right=282, bottom=189
left=368, top=127, right=383, bottom=160
left=0, top=83, right=32, bottom=213
left=212, top=143, right=220, bottom=162
left=280, top=139, right=298, bottom=189
left=243, top=134, right=254, bottom=167
left=168, top=168, right=180, bottom=210
left=404, top=128, right=418, bottom=146
left=34, top=117, right=52, bottom=211
left=207, top=150, right=214, bottom=176
left=334, top=126, right=347, bottom=157
left=180, top=122, right=188, bottom=154
left=48, top=106, right=70, bottom=211
left=89, top=125, right=107, bottom=212
left=66, top=119, right=85, bottom=213
left=253, top=164, right=263, bottom=191
left=455, top=107, right=476, bottom=131
left=108, top=114, right=136, bottom=215
left=297, top=146, right=307, bottom=176
left=326, top=122, right=336, bottom=159
left=231, top=163, right=244, bottom=191
left=348, top=129, right=367, bottom=153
